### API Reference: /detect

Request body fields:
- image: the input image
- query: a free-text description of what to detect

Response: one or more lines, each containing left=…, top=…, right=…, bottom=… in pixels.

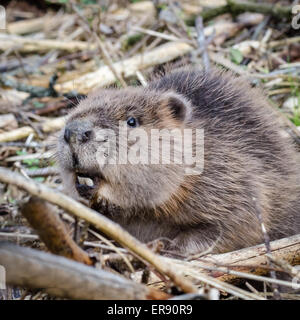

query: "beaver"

left=57, top=68, right=300, bottom=255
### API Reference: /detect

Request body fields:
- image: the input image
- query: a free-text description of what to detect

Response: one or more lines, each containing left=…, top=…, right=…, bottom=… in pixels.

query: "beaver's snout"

left=64, top=120, right=94, bottom=144
left=61, top=119, right=103, bottom=199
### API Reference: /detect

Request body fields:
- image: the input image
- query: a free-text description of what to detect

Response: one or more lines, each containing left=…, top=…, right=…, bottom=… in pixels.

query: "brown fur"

left=57, top=68, right=300, bottom=255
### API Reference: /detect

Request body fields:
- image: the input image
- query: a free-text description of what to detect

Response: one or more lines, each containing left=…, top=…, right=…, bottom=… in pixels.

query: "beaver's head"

left=57, top=87, right=197, bottom=209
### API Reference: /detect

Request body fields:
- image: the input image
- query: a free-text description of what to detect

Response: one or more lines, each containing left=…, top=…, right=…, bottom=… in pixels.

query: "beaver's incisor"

left=57, top=69, right=300, bottom=255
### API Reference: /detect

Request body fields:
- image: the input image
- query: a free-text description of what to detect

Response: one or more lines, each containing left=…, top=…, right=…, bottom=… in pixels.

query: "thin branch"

left=0, top=116, right=64, bottom=142
left=0, top=242, right=170, bottom=300
left=0, top=167, right=197, bottom=294
left=21, top=196, right=93, bottom=265
left=227, top=0, right=293, bottom=20
left=252, top=196, right=281, bottom=299
left=164, top=234, right=300, bottom=286
left=54, top=41, right=193, bottom=93
left=70, top=2, right=127, bottom=88
left=195, top=16, right=210, bottom=71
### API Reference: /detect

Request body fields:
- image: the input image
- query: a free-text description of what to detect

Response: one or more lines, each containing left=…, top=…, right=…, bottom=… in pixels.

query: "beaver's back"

left=149, top=69, right=300, bottom=243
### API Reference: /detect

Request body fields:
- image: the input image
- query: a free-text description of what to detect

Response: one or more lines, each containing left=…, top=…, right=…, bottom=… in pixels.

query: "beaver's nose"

left=64, top=121, right=93, bottom=144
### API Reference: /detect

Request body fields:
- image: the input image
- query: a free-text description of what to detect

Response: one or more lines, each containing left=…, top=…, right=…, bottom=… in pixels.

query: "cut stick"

left=207, top=233, right=300, bottom=278
left=0, top=126, right=34, bottom=143
left=269, top=36, right=300, bottom=48
left=21, top=197, right=93, bottom=266
left=7, top=16, right=50, bottom=35
left=54, top=41, right=194, bottom=94
left=0, top=34, right=97, bottom=53
left=55, top=15, right=264, bottom=94
left=0, top=242, right=170, bottom=300
left=6, top=14, right=74, bottom=36
left=104, top=234, right=300, bottom=290
left=165, top=234, right=300, bottom=284
left=227, top=0, right=293, bottom=20
left=0, top=116, right=65, bottom=142
left=24, top=167, right=59, bottom=177
left=0, top=167, right=197, bottom=294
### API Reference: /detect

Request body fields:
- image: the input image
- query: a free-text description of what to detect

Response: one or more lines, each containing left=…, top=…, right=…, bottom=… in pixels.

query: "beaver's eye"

left=127, top=117, right=138, bottom=127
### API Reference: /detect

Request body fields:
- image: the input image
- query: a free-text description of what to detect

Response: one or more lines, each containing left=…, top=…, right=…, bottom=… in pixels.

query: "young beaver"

left=57, top=68, right=300, bottom=255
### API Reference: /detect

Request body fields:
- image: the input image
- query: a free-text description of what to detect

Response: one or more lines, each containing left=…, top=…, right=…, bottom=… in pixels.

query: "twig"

left=184, top=5, right=229, bottom=25
left=0, top=34, right=96, bottom=53
left=34, top=100, right=68, bottom=116
left=165, top=234, right=300, bottom=286
left=0, top=167, right=197, bottom=294
left=5, top=151, right=53, bottom=162
left=252, top=196, right=281, bottom=299
left=21, top=197, right=93, bottom=265
left=0, top=242, right=170, bottom=300
left=0, top=116, right=65, bottom=142
left=266, top=255, right=300, bottom=281
left=269, top=37, right=300, bottom=48
left=227, top=0, right=292, bottom=20
left=180, top=268, right=265, bottom=300
left=0, top=74, right=58, bottom=99
left=88, top=228, right=135, bottom=273
left=136, top=71, right=148, bottom=87
left=131, top=26, right=187, bottom=43
left=209, top=52, right=300, bottom=81
left=175, top=260, right=300, bottom=290
left=70, top=2, right=127, bottom=88
left=167, top=0, right=193, bottom=41
left=0, top=232, right=38, bottom=241
left=7, top=16, right=51, bottom=35
left=24, top=167, right=59, bottom=177
left=195, top=16, right=210, bottom=71
left=54, top=41, right=194, bottom=93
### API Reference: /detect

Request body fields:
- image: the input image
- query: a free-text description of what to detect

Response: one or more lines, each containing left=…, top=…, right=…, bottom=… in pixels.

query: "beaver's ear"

left=160, top=92, right=192, bottom=123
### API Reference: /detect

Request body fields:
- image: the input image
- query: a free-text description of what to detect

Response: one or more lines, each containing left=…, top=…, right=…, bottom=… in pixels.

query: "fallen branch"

left=0, top=34, right=97, bottom=53
left=166, top=234, right=300, bottom=285
left=0, top=167, right=197, bottom=294
left=21, top=197, right=93, bottom=266
left=54, top=14, right=264, bottom=94
left=0, top=74, right=58, bottom=98
left=103, top=234, right=300, bottom=292
left=54, top=41, right=194, bottom=94
left=168, top=267, right=265, bottom=300
left=185, top=0, right=291, bottom=25
left=7, top=16, right=52, bottom=35
left=227, top=0, right=292, bottom=20
left=211, top=234, right=300, bottom=276
left=0, top=242, right=169, bottom=300
left=0, top=116, right=64, bottom=142
left=269, top=36, right=300, bottom=49
left=200, top=5, right=229, bottom=22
